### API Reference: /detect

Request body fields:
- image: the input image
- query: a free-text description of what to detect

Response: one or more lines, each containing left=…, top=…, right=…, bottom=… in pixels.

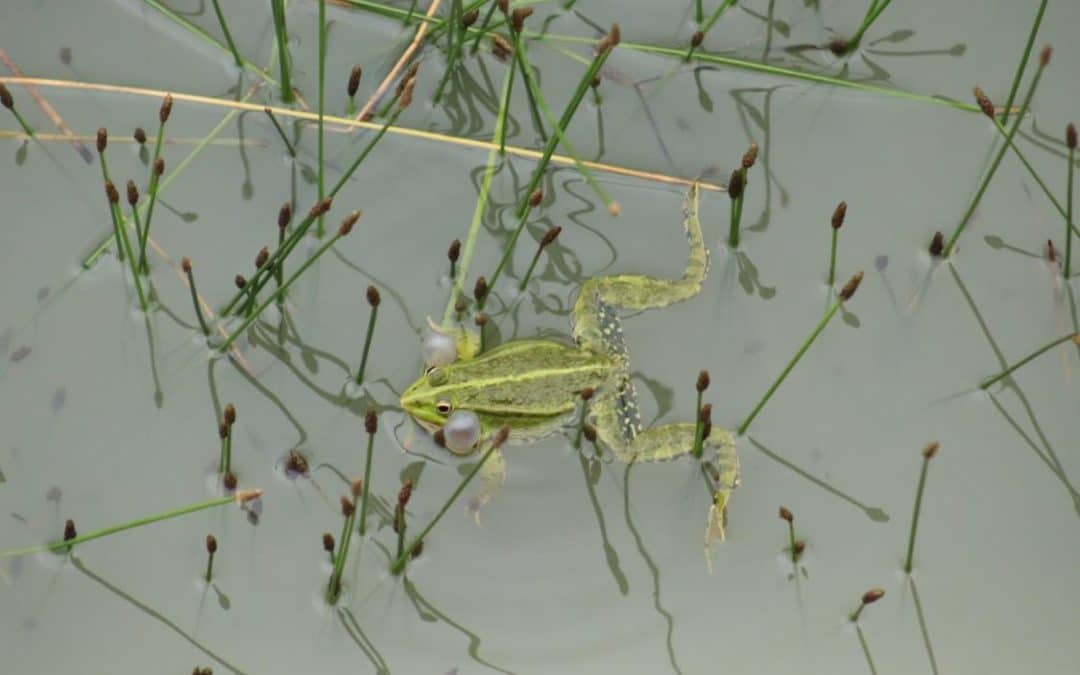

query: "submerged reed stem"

left=942, top=47, right=1051, bottom=258
left=978, top=332, right=1079, bottom=390
left=737, top=271, right=863, bottom=435
left=209, top=0, right=243, bottom=66
left=358, top=409, right=377, bottom=536
left=263, top=107, right=296, bottom=157
left=390, top=426, right=509, bottom=575
left=354, top=286, right=381, bottom=385
left=0, top=490, right=261, bottom=559
left=181, top=257, right=211, bottom=336
left=903, top=442, right=938, bottom=574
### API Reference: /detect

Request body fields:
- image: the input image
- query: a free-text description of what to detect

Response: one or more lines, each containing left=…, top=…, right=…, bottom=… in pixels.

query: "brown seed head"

left=350, top=478, right=363, bottom=498
left=218, top=422, right=229, bottom=440
left=973, top=86, right=995, bottom=118
left=608, top=23, right=622, bottom=48
left=105, top=180, right=120, bottom=204
left=0, top=83, right=13, bottom=109
left=278, top=202, right=292, bottom=230
left=699, top=403, right=712, bottom=424
left=181, top=256, right=192, bottom=273
left=365, top=408, right=377, bottom=435
left=411, top=539, right=424, bottom=558
left=340, top=496, right=355, bottom=517
left=63, top=519, right=77, bottom=541
left=583, top=423, right=597, bottom=443
left=448, top=238, right=461, bottom=263
left=254, top=246, right=270, bottom=269
left=1039, top=44, right=1052, bottom=68
left=397, top=479, right=414, bottom=508
left=580, top=387, right=595, bottom=402
left=96, top=127, right=108, bottom=154
left=496, top=0, right=508, bottom=13
left=929, top=231, right=944, bottom=257
left=234, top=274, right=247, bottom=290
left=828, top=38, right=848, bottom=56
left=922, top=441, right=940, bottom=459
left=134, top=127, right=147, bottom=144
left=793, top=540, right=806, bottom=555
left=224, top=403, right=236, bottom=426
left=862, top=588, right=886, bottom=605
left=366, top=285, right=381, bottom=308
left=741, top=142, right=759, bottom=170
left=696, top=370, right=710, bottom=393
left=492, top=425, right=511, bottom=448
left=1047, top=239, right=1057, bottom=263
left=591, top=75, right=602, bottom=89
left=159, top=94, right=174, bottom=124
left=310, top=196, right=333, bottom=219
left=233, top=488, right=262, bottom=505
left=528, top=188, right=544, bottom=208
left=454, top=299, right=467, bottom=314
left=690, top=31, right=704, bottom=48
left=541, top=226, right=562, bottom=248
left=223, top=471, right=238, bottom=490
left=404, top=61, right=420, bottom=82
left=126, top=179, right=139, bottom=206
left=462, top=8, right=479, bottom=28
left=338, top=210, right=360, bottom=237
left=492, top=34, right=513, bottom=60
left=839, top=270, right=863, bottom=301
left=322, top=532, right=335, bottom=553
left=347, top=65, right=362, bottom=97
left=474, top=276, right=489, bottom=302
left=475, top=312, right=488, bottom=327
left=702, top=417, right=712, bottom=440
left=727, top=169, right=744, bottom=200
left=206, top=534, right=217, bottom=554
left=433, top=428, right=446, bottom=447
left=399, top=78, right=416, bottom=110
left=779, top=506, right=793, bottom=523
left=831, top=201, right=847, bottom=230
left=510, top=7, right=533, bottom=32
left=1067, top=123, right=1077, bottom=150
left=153, top=157, right=165, bottom=176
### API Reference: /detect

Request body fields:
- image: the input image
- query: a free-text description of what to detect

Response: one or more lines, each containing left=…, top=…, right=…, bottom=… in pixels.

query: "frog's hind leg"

left=572, top=183, right=708, bottom=355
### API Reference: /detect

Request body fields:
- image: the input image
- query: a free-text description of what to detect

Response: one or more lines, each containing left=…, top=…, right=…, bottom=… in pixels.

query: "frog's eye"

left=427, top=368, right=448, bottom=385
left=435, top=399, right=453, bottom=415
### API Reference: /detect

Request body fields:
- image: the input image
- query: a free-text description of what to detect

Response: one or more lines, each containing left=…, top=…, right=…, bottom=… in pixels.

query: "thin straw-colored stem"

left=979, top=332, right=1078, bottom=390
left=1000, top=0, right=1048, bottom=126
left=0, top=494, right=253, bottom=559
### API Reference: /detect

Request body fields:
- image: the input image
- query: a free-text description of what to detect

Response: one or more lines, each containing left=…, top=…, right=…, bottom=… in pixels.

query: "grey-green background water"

left=1, top=1, right=1078, bottom=673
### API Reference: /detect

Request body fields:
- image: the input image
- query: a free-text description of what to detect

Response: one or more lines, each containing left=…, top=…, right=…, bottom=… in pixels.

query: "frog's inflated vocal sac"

left=401, top=184, right=739, bottom=544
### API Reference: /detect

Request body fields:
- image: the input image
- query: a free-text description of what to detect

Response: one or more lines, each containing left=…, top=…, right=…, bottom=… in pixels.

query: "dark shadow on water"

left=909, top=577, right=940, bottom=675
left=70, top=554, right=249, bottom=674
left=339, top=607, right=390, bottom=674
left=747, top=436, right=889, bottom=522
left=226, top=350, right=309, bottom=447
left=576, top=451, right=629, bottom=595
left=402, top=575, right=517, bottom=675
left=623, top=462, right=682, bottom=675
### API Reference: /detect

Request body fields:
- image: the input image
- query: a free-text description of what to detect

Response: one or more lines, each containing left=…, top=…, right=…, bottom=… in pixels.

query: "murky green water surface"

left=1, top=1, right=1078, bottom=673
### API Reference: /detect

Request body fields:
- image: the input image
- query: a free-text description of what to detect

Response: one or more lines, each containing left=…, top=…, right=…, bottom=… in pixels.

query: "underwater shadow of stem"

left=576, top=451, right=629, bottom=596
left=142, top=312, right=164, bottom=409
left=330, top=248, right=423, bottom=335
left=746, top=436, right=889, bottom=522
left=623, top=462, right=682, bottom=675
left=226, top=348, right=309, bottom=447
left=402, top=576, right=517, bottom=675
left=70, top=554, right=249, bottom=675
left=338, top=607, right=390, bottom=674
left=908, top=577, right=940, bottom=675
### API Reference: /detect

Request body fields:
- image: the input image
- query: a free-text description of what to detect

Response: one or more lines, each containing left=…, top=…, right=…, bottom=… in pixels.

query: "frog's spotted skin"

left=401, top=184, right=739, bottom=543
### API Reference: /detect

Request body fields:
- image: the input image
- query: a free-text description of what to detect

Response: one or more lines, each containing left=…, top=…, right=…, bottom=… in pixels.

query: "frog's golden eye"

left=435, top=400, right=453, bottom=415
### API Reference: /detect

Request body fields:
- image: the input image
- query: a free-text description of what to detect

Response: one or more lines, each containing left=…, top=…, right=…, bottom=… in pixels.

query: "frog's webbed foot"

left=466, top=446, right=506, bottom=525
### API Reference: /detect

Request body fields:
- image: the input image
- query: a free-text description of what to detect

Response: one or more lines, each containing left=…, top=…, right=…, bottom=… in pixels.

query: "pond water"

left=1, top=1, right=1077, bottom=673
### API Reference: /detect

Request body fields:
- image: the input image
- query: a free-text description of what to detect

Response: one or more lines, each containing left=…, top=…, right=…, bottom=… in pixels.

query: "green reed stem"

left=358, top=430, right=376, bottom=536
left=497, top=55, right=518, bottom=155
left=687, top=0, right=737, bottom=59
left=327, top=508, right=356, bottom=603
left=0, top=494, right=250, bottom=559
left=221, top=104, right=402, bottom=317
left=204, top=544, right=216, bottom=582
left=903, top=453, right=932, bottom=573
left=184, top=266, right=211, bottom=336
left=846, top=0, right=893, bottom=51
left=354, top=306, right=378, bottom=385
left=979, top=332, right=1078, bottom=390
left=395, top=506, right=407, bottom=560
left=4, top=103, right=35, bottom=137
left=827, top=228, right=838, bottom=286
left=96, top=152, right=123, bottom=262
left=691, top=390, right=705, bottom=459
left=433, top=0, right=465, bottom=104
left=787, top=520, right=798, bottom=564
left=1000, top=0, right=1048, bottom=127
left=695, top=0, right=703, bottom=24
left=223, top=427, right=233, bottom=475
left=943, top=61, right=1046, bottom=258
left=270, top=0, right=294, bottom=103
left=220, top=231, right=346, bottom=351
left=727, top=192, right=741, bottom=248
left=263, top=107, right=297, bottom=156
left=1067, top=146, right=1075, bottom=277
left=470, top=0, right=499, bottom=52
left=140, top=113, right=170, bottom=275
left=391, top=430, right=506, bottom=575
left=442, top=71, right=512, bottom=324
left=738, top=291, right=851, bottom=435
left=982, top=115, right=1068, bottom=222
left=317, top=0, right=327, bottom=237
left=209, top=0, right=243, bottom=66
left=518, top=243, right=545, bottom=292
left=109, top=201, right=149, bottom=312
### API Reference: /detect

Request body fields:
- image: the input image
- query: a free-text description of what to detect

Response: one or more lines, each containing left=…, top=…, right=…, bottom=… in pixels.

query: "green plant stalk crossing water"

left=358, top=426, right=376, bottom=536
left=316, top=0, right=327, bottom=237
left=140, top=105, right=171, bottom=275
left=1000, top=0, right=1048, bottom=127
left=1067, top=143, right=1075, bottom=276
left=827, top=227, right=839, bottom=286
left=354, top=306, right=378, bottom=385
left=846, top=0, right=894, bottom=51
left=271, top=0, right=294, bottom=103
left=327, top=506, right=356, bottom=603
left=903, top=452, right=933, bottom=573
left=978, top=332, right=1079, bottom=390
left=209, top=0, right=243, bottom=66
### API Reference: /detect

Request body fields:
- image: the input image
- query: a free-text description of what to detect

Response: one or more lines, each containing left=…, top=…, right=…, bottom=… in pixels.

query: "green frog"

left=400, top=184, right=739, bottom=547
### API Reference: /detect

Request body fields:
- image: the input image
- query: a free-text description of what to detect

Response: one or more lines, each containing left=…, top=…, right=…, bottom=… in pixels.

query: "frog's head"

left=400, top=361, right=492, bottom=455
left=400, top=365, right=455, bottom=433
